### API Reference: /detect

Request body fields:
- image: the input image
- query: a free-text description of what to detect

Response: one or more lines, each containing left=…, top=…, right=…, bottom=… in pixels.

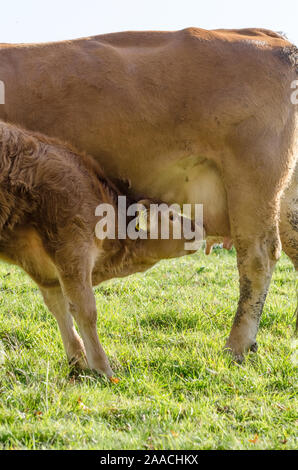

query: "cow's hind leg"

left=40, top=285, right=87, bottom=368
left=279, top=186, right=298, bottom=334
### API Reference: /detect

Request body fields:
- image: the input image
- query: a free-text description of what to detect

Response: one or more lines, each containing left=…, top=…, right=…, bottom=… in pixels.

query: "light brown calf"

left=0, top=121, right=196, bottom=377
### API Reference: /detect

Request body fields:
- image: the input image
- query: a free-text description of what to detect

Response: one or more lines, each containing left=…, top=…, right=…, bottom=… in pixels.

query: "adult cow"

left=0, top=27, right=297, bottom=361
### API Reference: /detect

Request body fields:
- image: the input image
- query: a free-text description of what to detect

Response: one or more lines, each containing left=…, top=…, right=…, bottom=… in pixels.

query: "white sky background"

left=0, top=0, right=297, bottom=45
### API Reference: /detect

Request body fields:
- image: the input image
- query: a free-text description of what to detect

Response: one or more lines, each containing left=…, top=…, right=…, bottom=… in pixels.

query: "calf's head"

left=98, top=199, right=200, bottom=277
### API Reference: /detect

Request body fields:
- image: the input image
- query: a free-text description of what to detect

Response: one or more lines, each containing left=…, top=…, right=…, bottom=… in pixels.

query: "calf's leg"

left=57, top=262, right=113, bottom=378
left=40, top=285, right=87, bottom=368
left=53, top=238, right=113, bottom=377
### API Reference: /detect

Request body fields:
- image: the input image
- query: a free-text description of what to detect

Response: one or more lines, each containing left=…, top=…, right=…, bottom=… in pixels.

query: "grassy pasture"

left=0, top=247, right=296, bottom=450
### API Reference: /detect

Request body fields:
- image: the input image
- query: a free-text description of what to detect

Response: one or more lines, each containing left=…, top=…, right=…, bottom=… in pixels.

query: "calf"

left=0, top=121, right=196, bottom=377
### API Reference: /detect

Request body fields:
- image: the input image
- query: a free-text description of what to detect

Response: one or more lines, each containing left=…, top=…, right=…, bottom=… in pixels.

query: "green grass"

left=0, top=248, right=297, bottom=450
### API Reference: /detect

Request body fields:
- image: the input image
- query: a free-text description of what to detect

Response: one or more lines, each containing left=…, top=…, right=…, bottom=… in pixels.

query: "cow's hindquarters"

left=279, top=164, right=298, bottom=333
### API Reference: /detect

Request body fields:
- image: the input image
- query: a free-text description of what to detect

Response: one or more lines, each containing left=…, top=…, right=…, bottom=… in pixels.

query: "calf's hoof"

left=68, top=354, right=88, bottom=370
left=88, top=361, right=114, bottom=379
left=99, top=364, right=114, bottom=379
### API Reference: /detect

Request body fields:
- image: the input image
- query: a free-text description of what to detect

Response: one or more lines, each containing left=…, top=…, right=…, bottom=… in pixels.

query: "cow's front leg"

left=224, top=232, right=280, bottom=361
left=220, top=122, right=293, bottom=360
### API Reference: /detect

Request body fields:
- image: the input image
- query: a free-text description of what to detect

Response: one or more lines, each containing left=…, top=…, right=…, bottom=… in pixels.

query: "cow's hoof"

left=230, top=352, right=245, bottom=364
left=249, top=342, right=258, bottom=353
left=224, top=337, right=258, bottom=362
left=233, top=353, right=245, bottom=364
left=223, top=345, right=244, bottom=363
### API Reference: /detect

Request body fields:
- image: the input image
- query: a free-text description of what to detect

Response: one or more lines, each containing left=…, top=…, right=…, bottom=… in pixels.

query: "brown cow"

left=0, top=27, right=297, bottom=361
left=0, top=121, right=197, bottom=377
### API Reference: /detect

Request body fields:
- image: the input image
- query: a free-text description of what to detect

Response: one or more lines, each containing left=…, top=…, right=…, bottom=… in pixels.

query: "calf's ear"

left=135, top=199, right=151, bottom=232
